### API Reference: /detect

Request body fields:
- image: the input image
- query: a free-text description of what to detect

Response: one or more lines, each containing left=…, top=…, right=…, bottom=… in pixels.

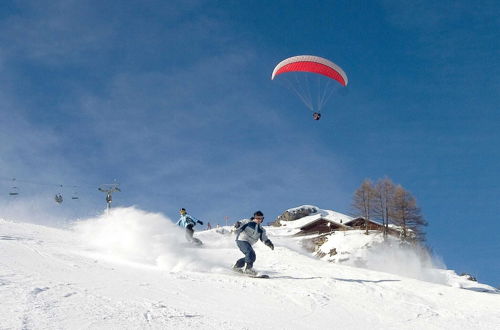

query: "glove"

left=265, top=240, right=274, bottom=250
left=234, top=221, right=241, bottom=229
left=197, top=220, right=204, bottom=225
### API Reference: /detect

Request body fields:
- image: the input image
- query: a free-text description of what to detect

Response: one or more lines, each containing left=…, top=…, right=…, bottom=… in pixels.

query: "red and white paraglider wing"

left=271, top=55, right=348, bottom=86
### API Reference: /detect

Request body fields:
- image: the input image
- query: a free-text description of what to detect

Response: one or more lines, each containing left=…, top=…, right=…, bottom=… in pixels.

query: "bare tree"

left=352, top=179, right=375, bottom=235
left=373, top=177, right=396, bottom=238
left=391, top=185, right=427, bottom=242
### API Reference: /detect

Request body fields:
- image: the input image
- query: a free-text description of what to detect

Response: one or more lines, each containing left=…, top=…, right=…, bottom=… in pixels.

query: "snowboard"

left=191, top=237, right=203, bottom=246
left=232, top=268, right=269, bottom=279
left=182, top=238, right=203, bottom=248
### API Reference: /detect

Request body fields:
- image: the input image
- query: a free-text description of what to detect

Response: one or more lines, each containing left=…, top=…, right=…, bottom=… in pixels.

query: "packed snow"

left=1, top=206, right=499, bottom=329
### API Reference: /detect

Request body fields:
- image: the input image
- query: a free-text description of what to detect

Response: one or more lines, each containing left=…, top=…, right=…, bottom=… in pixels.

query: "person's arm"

left=260, top=229, right=274, bottom=250
left=260, top=227, right=269, bottom=242
left=264, top=240, right=274, bottom=250
left=236, top=222, right=251, bottom=235
left=187, top=215, right=203, bottom=225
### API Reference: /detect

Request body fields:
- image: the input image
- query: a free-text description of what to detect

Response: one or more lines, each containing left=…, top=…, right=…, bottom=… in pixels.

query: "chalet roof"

left=279, top=209, right=354, bottom=230
left=342, top=218, right=405, bottom=234
left=299, top=217, right=351, bottom=231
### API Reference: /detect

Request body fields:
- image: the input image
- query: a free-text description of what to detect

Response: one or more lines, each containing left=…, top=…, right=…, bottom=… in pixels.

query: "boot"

left=233, top=259, right=245, bottom=270
left=244, top=266, right=257, bottom=276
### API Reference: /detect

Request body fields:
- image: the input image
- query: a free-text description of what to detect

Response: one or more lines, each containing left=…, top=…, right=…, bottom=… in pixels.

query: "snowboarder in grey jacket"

left=233, top=211, right=274, bottom=275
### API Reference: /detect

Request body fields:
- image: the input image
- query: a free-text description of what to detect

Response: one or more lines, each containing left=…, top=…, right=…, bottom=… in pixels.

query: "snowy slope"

left=1, top=207, right=499, bottom=330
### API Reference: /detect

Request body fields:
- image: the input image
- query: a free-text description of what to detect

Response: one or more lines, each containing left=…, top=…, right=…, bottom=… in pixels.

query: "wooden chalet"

left=297, top=218, right=350, bottom=236
left=344, top=217, right=401, bottom=236
left=292, top=211, right=403, bottom=237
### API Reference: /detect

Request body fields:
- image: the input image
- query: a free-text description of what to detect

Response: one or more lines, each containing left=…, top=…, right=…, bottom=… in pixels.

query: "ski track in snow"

left=1, top=215, right=499, bottom=330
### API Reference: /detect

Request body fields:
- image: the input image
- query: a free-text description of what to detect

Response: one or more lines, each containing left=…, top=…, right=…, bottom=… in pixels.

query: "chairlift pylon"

left=98, top=182, right=121, bottom=212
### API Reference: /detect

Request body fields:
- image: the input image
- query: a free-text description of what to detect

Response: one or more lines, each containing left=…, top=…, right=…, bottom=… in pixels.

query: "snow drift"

left=73, top=207, right=233, bottom=273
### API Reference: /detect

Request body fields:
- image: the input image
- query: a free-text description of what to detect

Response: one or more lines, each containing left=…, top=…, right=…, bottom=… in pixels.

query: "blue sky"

left=0, top=0, right=499, bottom=286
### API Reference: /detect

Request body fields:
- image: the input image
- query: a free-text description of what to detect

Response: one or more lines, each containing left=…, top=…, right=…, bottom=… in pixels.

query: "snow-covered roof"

left=300, top=217, right=351, bottom=230
left=279, top=207, right=354, bottom=230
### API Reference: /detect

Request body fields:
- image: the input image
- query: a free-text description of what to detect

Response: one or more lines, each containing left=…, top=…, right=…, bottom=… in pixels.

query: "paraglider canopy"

left=271, top=55, right=348, bottom=118
left=271, top=55, right=348, bottom=86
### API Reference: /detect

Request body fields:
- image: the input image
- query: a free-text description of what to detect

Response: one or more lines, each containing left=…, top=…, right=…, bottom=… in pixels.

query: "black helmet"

left=250, top=210, right=264, bottom=220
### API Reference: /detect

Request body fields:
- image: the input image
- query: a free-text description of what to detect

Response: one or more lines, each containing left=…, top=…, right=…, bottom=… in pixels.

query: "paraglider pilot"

left=313, top=112, right=321, bottom=120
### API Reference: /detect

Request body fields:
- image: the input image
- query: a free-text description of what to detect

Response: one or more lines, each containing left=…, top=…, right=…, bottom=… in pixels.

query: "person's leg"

left=236, top=240, right=256, bottom=269
left=185, top=224, right=194, bottom=242
left=234, top=240, right=248, bottom=268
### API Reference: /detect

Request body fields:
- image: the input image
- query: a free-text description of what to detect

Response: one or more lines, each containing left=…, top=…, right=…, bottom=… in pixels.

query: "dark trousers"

left=185, top=224, right=194, bottom=242
left=235, top=240, right=256, bottom=269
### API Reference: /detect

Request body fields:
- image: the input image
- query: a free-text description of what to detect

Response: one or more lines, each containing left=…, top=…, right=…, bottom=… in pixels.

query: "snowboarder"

left=233, top=211, right=274, bottom=275
left=176, top=208, right=204, bottom=245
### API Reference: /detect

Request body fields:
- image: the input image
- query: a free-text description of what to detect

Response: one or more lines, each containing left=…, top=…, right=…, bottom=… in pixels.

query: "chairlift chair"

left=9, top=179, right=19, bottom=196
left=54, top=185, right=64, bottom=204
left=55, top=193, right=63, bottom=204
left=71, top=187, right=79, bottom=200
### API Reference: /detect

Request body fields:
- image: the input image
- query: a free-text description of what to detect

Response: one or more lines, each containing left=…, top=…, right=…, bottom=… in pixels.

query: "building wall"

left=300, top=220, right=344, bottom=235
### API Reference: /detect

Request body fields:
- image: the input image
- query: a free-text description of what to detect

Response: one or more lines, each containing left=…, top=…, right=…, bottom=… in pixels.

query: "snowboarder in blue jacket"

left=233, top=211, right=274, bottom=275
left=176, top=208, right=204, bottom=245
